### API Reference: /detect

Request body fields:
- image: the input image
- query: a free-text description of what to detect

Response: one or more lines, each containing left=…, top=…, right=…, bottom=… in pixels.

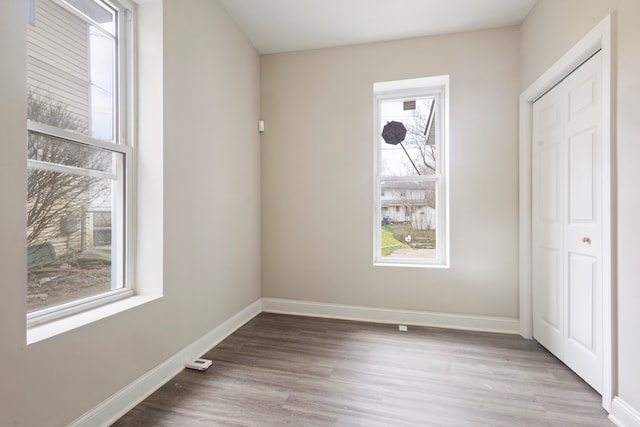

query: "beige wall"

left=0, top=0, right=262, bottom=425
left=0, top=1, right=29, bottom=423
left=261, top=27, right=520, bottom=318
left=521, top=0, right=640, bottom=414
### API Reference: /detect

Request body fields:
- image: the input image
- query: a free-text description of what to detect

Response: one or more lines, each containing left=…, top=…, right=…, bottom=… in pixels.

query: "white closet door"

left=532, top=51, right=603, bottom=393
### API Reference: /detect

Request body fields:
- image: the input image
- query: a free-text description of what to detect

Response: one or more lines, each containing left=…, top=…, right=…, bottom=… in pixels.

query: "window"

left=26, top=0, right=134, bottom=324
left=374, top=76, right=449, bottom=266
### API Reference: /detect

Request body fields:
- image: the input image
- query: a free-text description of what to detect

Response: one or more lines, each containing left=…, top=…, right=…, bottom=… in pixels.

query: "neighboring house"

left=26, top=0, right=112, bottom=261
left=27, top=0, right=90, bottom=126
left=381, top=181, right=436, bottom=230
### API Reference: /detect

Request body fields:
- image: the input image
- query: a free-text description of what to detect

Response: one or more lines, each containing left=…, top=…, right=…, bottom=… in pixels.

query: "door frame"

left=518, top=15, right=614, bottom=411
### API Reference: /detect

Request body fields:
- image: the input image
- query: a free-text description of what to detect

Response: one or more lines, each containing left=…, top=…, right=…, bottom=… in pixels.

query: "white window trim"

left=373, top=76, right=450, bottom=268
left=26, top=0, right=136, bottom=327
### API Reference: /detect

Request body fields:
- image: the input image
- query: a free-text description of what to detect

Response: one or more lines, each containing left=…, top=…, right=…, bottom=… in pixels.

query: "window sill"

left=374, top=260, right=450, bottom=269
left=27, top=294, right=160, bottom=345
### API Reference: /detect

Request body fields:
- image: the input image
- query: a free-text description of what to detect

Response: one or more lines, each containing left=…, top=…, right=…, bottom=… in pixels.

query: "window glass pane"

left=26, top=167, right=122, bottom=313
left=89, top=25, right=115, bottom=140
left=25, top=0, right=130, bottom=319
left=27, top=0, right=116, bottom=142
left=28, top=133, right=113, bottom=172
left=380, top=97, right=437, bottom=177
left=380, top=180, right=436, bottom=259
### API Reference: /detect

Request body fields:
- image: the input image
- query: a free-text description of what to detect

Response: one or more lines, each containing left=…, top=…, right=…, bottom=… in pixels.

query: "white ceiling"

left=218, top=0, right=538, bottom=55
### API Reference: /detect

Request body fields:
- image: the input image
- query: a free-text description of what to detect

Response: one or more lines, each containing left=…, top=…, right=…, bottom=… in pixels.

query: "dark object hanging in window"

left=381, top=121, right=420, bottom=174
left=381, top=121, right=407, bottom=145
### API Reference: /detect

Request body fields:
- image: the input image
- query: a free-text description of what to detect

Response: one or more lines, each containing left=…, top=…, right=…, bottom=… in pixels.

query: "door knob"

left=582, top=237, right=591, bottom=244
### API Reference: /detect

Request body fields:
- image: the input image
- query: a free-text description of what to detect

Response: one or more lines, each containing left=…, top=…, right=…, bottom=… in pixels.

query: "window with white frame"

left=374, top=76, right=449, bottom=266
left=26, top=0, right=135, bottom=323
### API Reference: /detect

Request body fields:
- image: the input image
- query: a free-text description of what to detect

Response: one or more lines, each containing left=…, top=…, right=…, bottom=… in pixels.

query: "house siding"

left=26, top=0, right=101, bottom=263
left=27, top=0, right=90, bottom=126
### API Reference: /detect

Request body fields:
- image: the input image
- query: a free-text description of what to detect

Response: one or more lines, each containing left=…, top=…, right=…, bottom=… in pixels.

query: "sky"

left=379, top=97, right=434, bottom=177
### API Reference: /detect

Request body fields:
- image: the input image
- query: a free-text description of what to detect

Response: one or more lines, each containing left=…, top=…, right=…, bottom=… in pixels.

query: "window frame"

left=26, top=0, right=136, bottom=327
left=373, top=76, right=450, bottom=267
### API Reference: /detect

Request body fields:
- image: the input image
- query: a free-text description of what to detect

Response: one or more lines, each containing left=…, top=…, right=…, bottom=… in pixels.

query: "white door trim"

left=518, top=15, right=614, bottom=411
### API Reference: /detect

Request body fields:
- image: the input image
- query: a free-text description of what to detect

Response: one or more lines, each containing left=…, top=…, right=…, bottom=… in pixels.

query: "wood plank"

left=112, top=313, right=613, bottom=427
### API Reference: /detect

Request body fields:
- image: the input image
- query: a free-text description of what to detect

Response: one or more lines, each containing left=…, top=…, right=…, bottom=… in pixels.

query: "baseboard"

left=610, top=397, right=640, bottom=427
left=262, top=297, right=520, bottom=334
left=68, top=298, right=262, bottom=427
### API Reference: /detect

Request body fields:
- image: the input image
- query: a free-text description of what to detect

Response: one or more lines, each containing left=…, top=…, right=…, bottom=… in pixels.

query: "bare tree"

left=398, top=100, right=437, bottom=212
left=27, top=91, right=110, bottom=247
left=403, top=100, right=437, bottom=176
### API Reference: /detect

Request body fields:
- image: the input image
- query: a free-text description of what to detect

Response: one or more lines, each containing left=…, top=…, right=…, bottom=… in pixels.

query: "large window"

left=374, top=76, right=449, bottom=266
left=26, top=0, right=134, bottom=324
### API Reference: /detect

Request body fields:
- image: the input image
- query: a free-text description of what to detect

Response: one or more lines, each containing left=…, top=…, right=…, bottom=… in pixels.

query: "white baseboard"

left=610, top=397, right=640, bottom=427
left=262, top=297, right=520, bottom=334
left=68, top=299, right=262, bottom=427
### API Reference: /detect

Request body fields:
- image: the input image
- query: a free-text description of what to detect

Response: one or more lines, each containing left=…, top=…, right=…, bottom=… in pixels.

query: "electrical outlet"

left=399, top=325, right=408, bottom=332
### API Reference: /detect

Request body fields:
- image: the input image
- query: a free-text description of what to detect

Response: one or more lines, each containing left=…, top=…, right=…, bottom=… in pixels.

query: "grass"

left=381, top=226, right=409, bottom=256
left=381, top=223, right=436, bottom=256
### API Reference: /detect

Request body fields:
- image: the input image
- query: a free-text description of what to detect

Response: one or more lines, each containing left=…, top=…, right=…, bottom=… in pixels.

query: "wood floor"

left=112, top=313, right=613, bottom=427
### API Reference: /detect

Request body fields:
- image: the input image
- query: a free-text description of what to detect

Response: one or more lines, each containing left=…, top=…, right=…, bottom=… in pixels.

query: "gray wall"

left=260, top=27, right=520, bottom=318
left=521, top=0, right=640, bottom=416
left=0, top=0, right=262, bottom=425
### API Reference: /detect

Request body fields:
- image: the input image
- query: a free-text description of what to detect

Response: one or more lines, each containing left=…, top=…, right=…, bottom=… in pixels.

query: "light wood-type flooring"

left=112, top=313, right=613, bottom=426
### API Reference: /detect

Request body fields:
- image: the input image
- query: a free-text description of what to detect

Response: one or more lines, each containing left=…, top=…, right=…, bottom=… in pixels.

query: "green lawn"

left=381, top=223, right=436, bottom=256
left=381, top=226, right=408, bottom=256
